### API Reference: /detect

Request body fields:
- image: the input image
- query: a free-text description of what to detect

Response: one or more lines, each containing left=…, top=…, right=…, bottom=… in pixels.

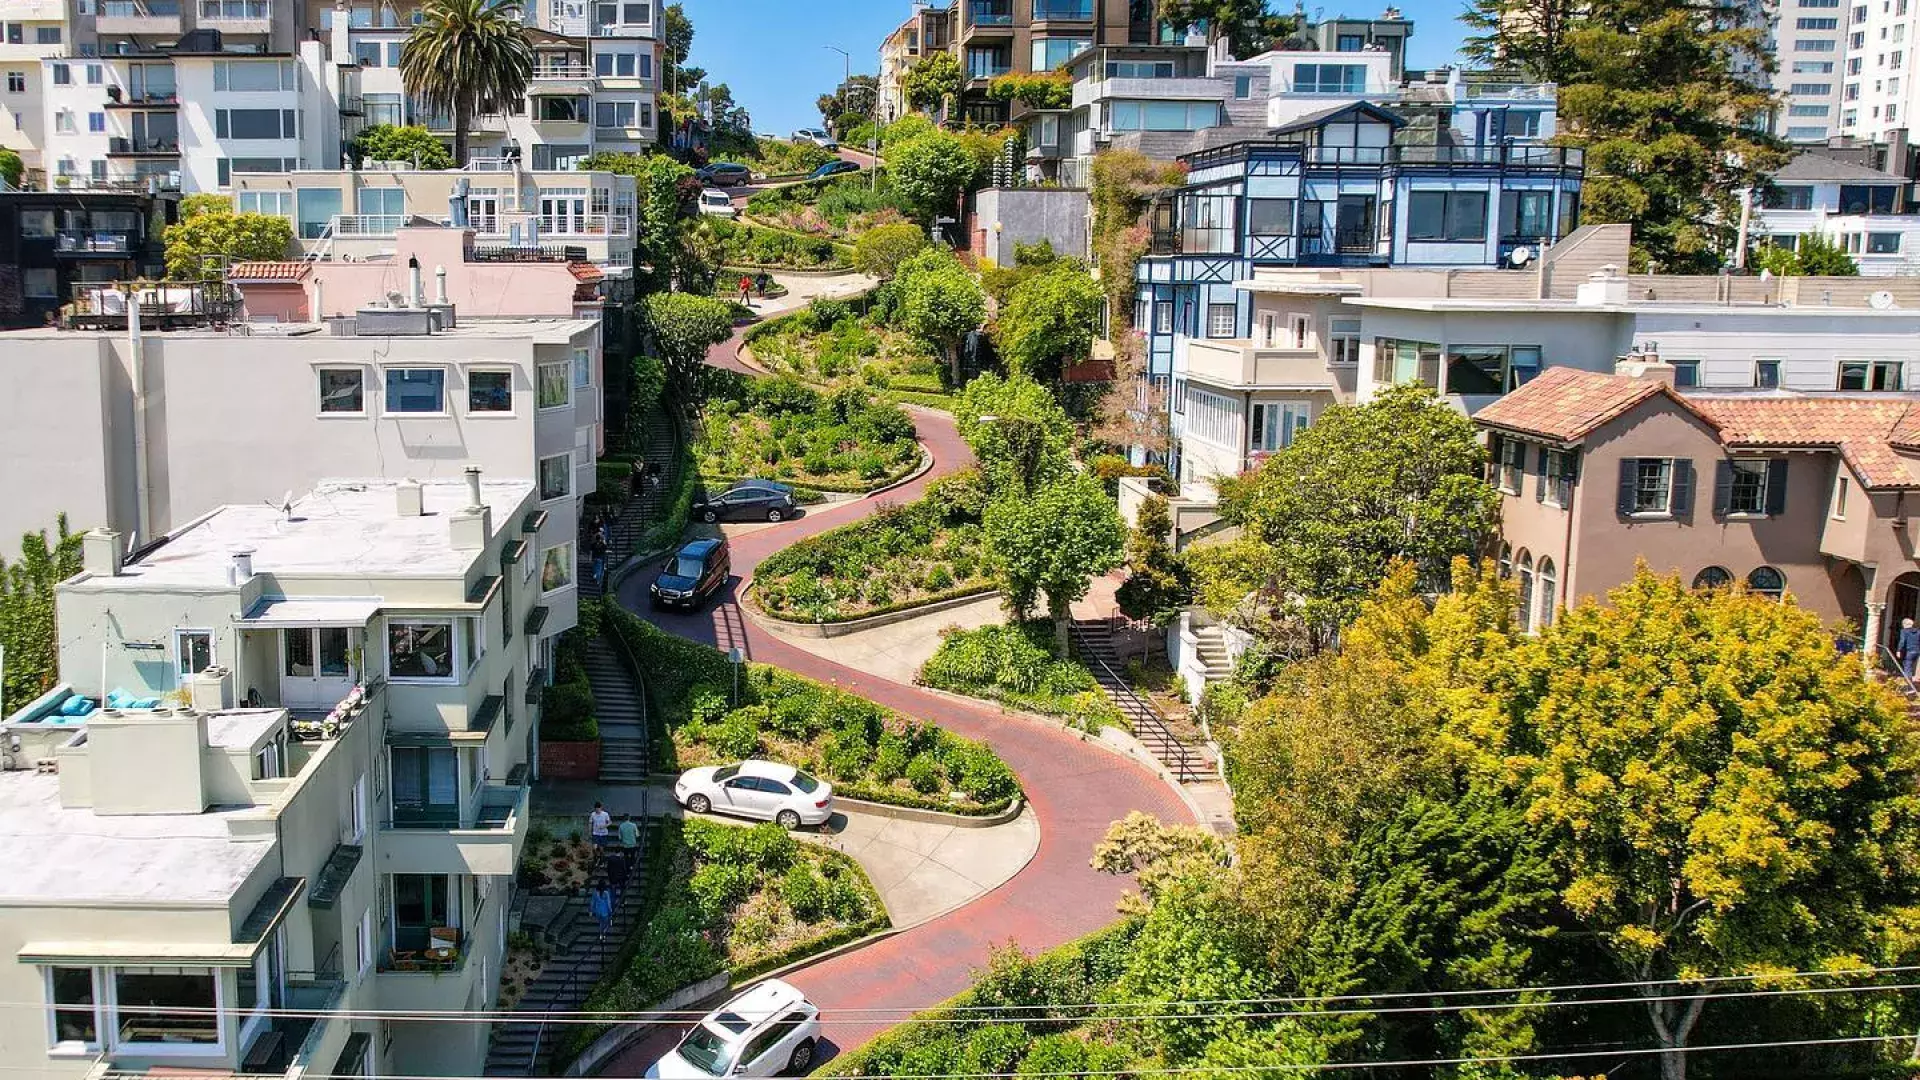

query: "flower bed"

left=696, top=378, right=919, bottom=493
left=744, top=172, right=914, bottom=243
left=752, top=474, right=992, bottom=622
left=565, top=817, right=887, bottom=1059
left=605, top=603, right=1021, bottom=815
left=693, top=218, right=851, bottom=270
left=745, top=302, right=949, bottom=401
left=920, top=622, right=1126, bottom=734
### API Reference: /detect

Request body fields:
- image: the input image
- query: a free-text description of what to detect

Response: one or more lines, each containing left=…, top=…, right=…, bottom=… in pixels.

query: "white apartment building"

left=1840, top=0, right=1919, bottom=140
left=1751, top=150, right=1920, bottom=272
left=0, top=473, right=538, bottom=1079
left=1766, top=0, right=1847, bottom=142
left=0, top=304, right=600, bottom=653
left=0, top=0, right=92, bottom=182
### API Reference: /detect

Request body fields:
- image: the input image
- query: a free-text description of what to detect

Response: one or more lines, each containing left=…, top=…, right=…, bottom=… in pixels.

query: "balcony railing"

left=1459, top=81, right=1555, bottom=99
left=100, top=0, right=182, bottom=13
left=1180, top=139, right=1585, bottom=173
left=532, top=63, right=594, bottom=79
left=967, top=1, right=1013, bottom=25
left=107, top=136, right=181, bottom=155
left=968, top=64, right=1013, bottom=80
left=469, top=242, right=590, bottom=263
left=55, top=231, right=135, bottom=253
left=1032, top=0, right=1093, bottom=18
left=384, top=927, right=466, bottom=972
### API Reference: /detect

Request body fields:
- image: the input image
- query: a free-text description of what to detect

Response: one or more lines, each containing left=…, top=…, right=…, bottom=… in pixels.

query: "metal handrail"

left=1069, top=619, right=1207, bottom=784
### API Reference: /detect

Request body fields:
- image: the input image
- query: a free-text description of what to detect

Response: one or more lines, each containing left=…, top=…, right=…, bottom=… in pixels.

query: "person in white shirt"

left=588, top=802, right=612, bottom=847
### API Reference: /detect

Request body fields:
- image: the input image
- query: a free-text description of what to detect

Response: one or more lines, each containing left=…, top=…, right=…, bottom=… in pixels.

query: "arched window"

left=1747, top=566, right=1787, bottom=599
left=1537, top=557, right=1557, bottom=628
left=1498, top=543, right=1512, bottom=579
left=1693, top=566, right=1733, bottom=590
left=1517, top=551, right=1535, bottom=631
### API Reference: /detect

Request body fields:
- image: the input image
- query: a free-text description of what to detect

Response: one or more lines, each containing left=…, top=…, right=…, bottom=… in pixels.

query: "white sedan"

left=697, top=189, right=738, bottom=217
left=675, top=760, right=834, bottom=829
left=646, top=979, right=821, bottom=1078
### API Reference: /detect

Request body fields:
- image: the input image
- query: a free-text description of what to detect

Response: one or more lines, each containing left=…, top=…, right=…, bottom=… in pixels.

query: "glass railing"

left=968, top=2, right=1012, bottom=24
left=100, top=0, right=182, bottom=16
left=1032, top=0, right=1092, bottom=18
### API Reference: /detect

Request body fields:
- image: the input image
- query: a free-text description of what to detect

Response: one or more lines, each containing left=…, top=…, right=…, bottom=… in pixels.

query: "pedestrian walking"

left=588, top=880, right=613, bottom=940
left=1899, top=618, right=1920, bottom=678
left=590, top=532, right=608, bottom=589
left=738, top=274, right=754, bottom=307
left=605, top=847, right=632, bottom=905
left=754, top=271, right=772, bottom=298
left=588, top=801, right=612, bottom=847
left=618, top=813, right=640, bottom=850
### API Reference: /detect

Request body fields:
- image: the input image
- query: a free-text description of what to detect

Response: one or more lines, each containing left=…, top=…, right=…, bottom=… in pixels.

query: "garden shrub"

left=957, top=1022, right=1033, bottom=1076
left=689, top=683, right=729, bottom=725
left=873, top=733, right=909, bottom=782
left=920, top=623, right=1125, bottom=731
left=905, top=752, right=942, bottom=794
left=809, top=296, right=851, bottom=329
left=697, top=380, right=917, bottom=493
left=780, top=862, right=827, bottom=921
left=713, top=709, right=763, bottom=757
left=689, top=861, right=756, bottom=922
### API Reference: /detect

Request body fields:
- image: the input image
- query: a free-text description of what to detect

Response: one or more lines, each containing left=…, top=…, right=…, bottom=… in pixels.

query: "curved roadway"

left=602, top=326, right=1195, bottom=1069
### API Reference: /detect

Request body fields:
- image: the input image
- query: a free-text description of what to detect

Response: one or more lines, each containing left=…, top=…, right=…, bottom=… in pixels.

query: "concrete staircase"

left=584, top=638, right=649, bottom=784
left=1191, top=624, right=1234, bottom=683
left=484, top=820, right=652, bottom=1076
left=579, top=407, right=681, bottom=601
left=1070, top=619, right=1210, bottom=784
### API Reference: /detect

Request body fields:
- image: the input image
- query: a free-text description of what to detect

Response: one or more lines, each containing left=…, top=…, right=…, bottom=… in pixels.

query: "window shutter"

left=1712, top=461, right=1733, bottom=518
left=1534, top=445, right=1548, bottom=502
left=1671, top=459, right=1694, bottom=520
left=1565, top=449, right=1581, bottom=483
left=1766, top=458, right=1790, bottom=515
left=1487, top=433, right=1503, bottom=483
left=1618, top=459, right=1637, bottom=515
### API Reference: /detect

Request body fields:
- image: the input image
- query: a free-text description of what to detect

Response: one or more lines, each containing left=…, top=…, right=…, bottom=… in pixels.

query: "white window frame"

left=107, top=966, right=227, bottom=1058
left=1205, top=302, right=1236, bottom=338
left=1726, top=458, right=1771, bottom=516
left=1543, top=448, right=1572, bottom=508
left=538, top=451, right=572, bottom=502
left=572, top=346, right=592, bottom=389
left=350, top=773, right=367, bottom=842
left=536, top=360, right=572, bottom=410
left=356, top=908, right=374, bottom=977
left=1833, top=475, right=1851, bottom=520
left=1328, top=317, right=1361, bottom=365
left=1250, top=401, right=1311, bottom=452
left=541, top=541, right=575, bottom=594
left=1629, top=457, right=1677, bottom=517
left=386, top=619, right=458, bottom=684
left=1153, top=300, right=1173, bottom=334
left=173, top=628, right=214, bottom=682
left=1498, top=438, right=1525, bottom=495
left=465, top=366, right=515, bottom=417
left=43, top=966, right=104, bottom=1055
left=313, top=364, right=368, bottom=416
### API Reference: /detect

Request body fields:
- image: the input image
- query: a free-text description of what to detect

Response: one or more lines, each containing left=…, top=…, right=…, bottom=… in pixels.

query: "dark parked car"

left=695, top=161, right=753, bottom=186
left=651, top=537, right=732, bottom=610
left=808, top=160, right=860, bottom=180
left=692, top=479, right=797, bottom=523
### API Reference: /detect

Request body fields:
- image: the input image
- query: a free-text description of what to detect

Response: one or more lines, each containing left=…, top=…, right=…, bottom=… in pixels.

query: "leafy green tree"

left=953, top=372, right=1074, bottom=497
left=163, top=212, right=294, bottom=278
left=628, top=351, right=667, bottom=421
left=899, top=253, right=985, bottom=382
left=1462, top=0, right=1787, bottom=271
left=889, top=129, right=977, bottom=222
left=1159, top=0, right=1298, bottom=59
left=852, top=222, right=929, bottom=280
left=399, top=0, right=533, bottom=166
left=661, top=2, right=693, bottom=95
left=985, top=72, right=1071, bottom=110
left=995, top=263, right=1102, bottom=382
left=903, top=50, right=963, bottom=115
left=177, top=193, right=231, bottom=219
left=354, top=123, right=454, bottom=169
left=816, top=74, right=879, bottom=132
left=983, top=472, right=1124, bottom=651
left=0, top=516, right=84, bottom=715
left=642, top=292, right=734, bottom=388
left=1114, top=496, right=1191, bottom=625
left=1211, top=384, right=1499, bottom=647
left=1754, top=233, right=1859, bottom=276
left=0, top=146, right=22, bottom=189
left=1472, top=568, right=1920, bottom=1080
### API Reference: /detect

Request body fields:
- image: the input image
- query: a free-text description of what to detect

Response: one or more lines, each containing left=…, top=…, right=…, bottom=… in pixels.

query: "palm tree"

left=399, top=0, right=533, bottom=167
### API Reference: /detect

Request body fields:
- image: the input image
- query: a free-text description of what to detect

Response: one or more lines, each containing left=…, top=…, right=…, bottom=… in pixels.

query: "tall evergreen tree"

left=1462, top=0, right=1789, bottom=271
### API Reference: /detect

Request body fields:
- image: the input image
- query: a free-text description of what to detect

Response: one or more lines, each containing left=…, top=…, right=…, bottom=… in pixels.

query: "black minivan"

left=650, top=537, right=732, bottom=610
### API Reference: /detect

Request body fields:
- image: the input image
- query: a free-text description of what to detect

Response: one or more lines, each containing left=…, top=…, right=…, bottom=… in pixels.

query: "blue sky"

left=693, top=0, right=1472, bottom=136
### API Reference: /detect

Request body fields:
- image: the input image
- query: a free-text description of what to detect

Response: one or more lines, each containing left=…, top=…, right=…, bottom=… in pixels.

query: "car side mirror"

left=731, top=1065, right=748, bottom=1076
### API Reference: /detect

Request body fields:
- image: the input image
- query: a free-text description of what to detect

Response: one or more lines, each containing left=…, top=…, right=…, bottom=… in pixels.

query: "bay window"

left=114, top=968, right=219, bottom=1048
left=1250, top=402, right=1311, bottom=451
left=387, top=620, right=454, bottom=681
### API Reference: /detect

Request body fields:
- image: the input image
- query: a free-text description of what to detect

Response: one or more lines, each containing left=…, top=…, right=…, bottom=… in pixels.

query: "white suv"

left=647, top=979, right=821, bottom=1078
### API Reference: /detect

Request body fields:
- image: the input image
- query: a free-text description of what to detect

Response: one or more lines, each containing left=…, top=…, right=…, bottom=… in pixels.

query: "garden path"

left=602, top=388, right=1196, bottom=1073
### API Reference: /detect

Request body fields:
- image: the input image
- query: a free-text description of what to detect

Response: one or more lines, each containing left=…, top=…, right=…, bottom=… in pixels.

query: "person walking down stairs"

left=588, top=880, right=613, bottom=942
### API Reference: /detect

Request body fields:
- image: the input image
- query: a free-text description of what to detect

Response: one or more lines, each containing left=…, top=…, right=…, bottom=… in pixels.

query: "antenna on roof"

left=264, top=490, right=294, bottom=521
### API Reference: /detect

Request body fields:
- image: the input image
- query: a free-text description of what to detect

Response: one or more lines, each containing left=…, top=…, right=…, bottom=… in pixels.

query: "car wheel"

left=776, top=809, right=802, bottom=829
left=766, top=508, right=785, bottom=523
left=701, top=509, right=719, bottom=523
left=686, top=793, right=711, bottom=815
left=786, top=1039, right=816, bottom=1074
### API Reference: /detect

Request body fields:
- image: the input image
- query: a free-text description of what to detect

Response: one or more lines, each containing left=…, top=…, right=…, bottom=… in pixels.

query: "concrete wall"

left=975, top=187, right=1090, bottom=265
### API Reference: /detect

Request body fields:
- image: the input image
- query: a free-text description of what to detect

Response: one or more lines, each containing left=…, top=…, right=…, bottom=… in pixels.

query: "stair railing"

left=1070, top=620, right=1208, bottom=784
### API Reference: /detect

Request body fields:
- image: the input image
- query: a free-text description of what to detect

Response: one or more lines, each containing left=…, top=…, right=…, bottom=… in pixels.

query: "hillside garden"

left=744, top=297, right=950, bottom=405
left=695, top=375, right=920, bottom=492
left=708, top=132, right=838, bottom=177
left=744, top=171, right=915, bottom=243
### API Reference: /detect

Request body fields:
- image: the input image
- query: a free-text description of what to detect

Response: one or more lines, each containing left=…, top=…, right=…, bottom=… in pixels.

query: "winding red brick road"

left=599, top=332, right=1195, bottom=1072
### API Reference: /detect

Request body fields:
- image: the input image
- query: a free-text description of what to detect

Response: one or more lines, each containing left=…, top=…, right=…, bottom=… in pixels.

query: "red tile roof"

left=226, top=261, right=310, bottom=281
left=567, top=262, right=603, bottom=283
left=1473, top=367, right=1677, bottom=441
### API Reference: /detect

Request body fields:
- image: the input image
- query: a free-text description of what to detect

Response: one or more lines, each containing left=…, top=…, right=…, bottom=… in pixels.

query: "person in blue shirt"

left=588, top=880, right=613, bottom=941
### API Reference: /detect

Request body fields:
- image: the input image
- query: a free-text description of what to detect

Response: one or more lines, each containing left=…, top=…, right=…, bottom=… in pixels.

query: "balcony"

left=55, top=231, right=137, bottom=254
left=96, top=0, right=183, bottom=34
left=480, top=210, right=632, bottom=239
left=964, top=1, right=1013, bottom=30
left=379, top=779, right=529, bottom=876
left=107, top=136, right=180, bottom=157
left=468, top=242, right=590, bottom=263
left=529, top=63, right=596, bottom=95
left=1073, top=75, right=1228, bottom=108
left=327, top=213, right=406, bottom=237
left=1032, top=0, right=1094, bottom=20
left=1458, top=80, right=1554, bottom=100
left=197, top=0, right=271, bottom=34
left=1185, top=339, right=1332, bottom=390
left=379, top=929, right=480, bottom=1013
left=104, top=90, right=180, bottom=109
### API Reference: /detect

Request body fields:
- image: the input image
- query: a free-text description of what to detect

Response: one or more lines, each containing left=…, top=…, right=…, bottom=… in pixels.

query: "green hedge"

left=638, top=430, right=697, bottom=555
left=604, top=605, right=1020, bottom=815
left=700, top=218, right=852, bottom=270
left=541, top=632, right=599, bottom=742
left=821, top=918, right=1145, bottom=1078
left=920, top=622, right=1126, bottom=735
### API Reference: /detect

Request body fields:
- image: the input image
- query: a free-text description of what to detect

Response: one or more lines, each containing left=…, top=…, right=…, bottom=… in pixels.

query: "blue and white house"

left=1133, top=94, right=1584, bottom=385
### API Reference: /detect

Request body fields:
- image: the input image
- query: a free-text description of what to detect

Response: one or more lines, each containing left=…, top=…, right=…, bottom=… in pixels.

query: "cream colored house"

left=0, top=473, right=538, bottom=1078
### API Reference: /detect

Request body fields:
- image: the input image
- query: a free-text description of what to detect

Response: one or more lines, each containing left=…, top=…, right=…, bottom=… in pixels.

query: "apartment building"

left=949, top=0, right=1179, bottom=126
left=1293, top=9, right=1413, bottom=81
left=1474, top=362, right=1920, bottom=659
left=0, top=298, right=600, bottom=654
left=1751, top=150, right=1920, bottom=272
left=0, top=472, right=538, bottom=1079
left=1765, top=0, right=1847, bottom=141
left=0, top=186, right=175, bottom=326
left=231, top=165, right=638, bottom=265
left=1840, top=0, right=1918, bottom=141
left=878, top=1, right=952, bottom=122
left=0, top=0, right=94, bottom=183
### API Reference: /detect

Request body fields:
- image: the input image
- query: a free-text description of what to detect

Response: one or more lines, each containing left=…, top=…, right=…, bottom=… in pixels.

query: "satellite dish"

left=1870, top=290, right=1898, bottom=310
left=1508, top=245, right=1533, bottom=267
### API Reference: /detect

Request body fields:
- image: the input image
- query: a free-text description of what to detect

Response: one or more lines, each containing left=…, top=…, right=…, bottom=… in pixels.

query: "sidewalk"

left=734, top=270, right=877, bottom=321
left=746, top=592, right=1006, bottom=684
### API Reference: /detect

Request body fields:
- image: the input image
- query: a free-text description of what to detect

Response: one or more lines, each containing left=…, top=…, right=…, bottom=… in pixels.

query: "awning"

left=239, top=597, right=383, bottom=628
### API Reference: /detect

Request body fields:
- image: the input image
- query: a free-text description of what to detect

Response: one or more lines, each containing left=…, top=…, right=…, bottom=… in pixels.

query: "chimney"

left=450, top=467, right=492, bottom=551
left=1615, top=346, right=1676, bottom=387
left=408, top=255, right=424, bottom=308
left=1576, top=264, right=1631, bottom=307
left=188, top=665, right=233, bottom=712
left=228, top=549, right=255, bottom=586
left=435, top=264, right=449, bottom=305
left=82, top=528, right=123, bottom=578
left=396, top=479, right=424, bottom=517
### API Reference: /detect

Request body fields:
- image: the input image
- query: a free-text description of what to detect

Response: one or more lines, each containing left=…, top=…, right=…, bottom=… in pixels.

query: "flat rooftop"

left=71, top=477, right=533, bottom=589
left=0, top=770, right=270, bottom=905
left=205, top=709, right=286, bottom=751
left=1342, top=296, right=1920, bottom=317
left=0, top=316, right=601, bottom=345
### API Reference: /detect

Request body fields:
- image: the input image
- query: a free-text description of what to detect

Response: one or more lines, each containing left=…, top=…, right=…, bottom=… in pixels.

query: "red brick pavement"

left=599, top=384, right=1196, bottom=1075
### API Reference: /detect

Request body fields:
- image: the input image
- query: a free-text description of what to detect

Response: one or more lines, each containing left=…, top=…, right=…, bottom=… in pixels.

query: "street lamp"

left=823, top=45, right=850, bottom=140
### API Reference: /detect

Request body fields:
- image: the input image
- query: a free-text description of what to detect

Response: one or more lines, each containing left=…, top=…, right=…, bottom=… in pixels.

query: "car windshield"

left=672, top=556, right=704, bottom=578
left=675, top=1025, right=735, bottom=1077
left=791, top=771, right=821, bottom=794
left=714, top=764, right=742, bottom=782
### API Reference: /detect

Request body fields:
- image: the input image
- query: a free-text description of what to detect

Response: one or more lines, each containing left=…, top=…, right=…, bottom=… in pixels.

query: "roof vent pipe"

left=229, top=548, right=255, bottom=585
left=408, top=255, right=424, bottom=308
left=465, top=465, right=484, bottom=512
left=435, top=264, right=448, bottom=305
